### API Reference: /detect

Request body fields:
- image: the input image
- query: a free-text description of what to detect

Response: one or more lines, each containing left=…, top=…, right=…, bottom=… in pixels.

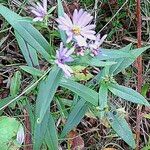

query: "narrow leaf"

left=99, top=83, right=108, bottom=110
left=45, top=114, right=58, bottom=150
left=36, top=66, right=62, bottom=122
left=20, top=66, right=44, bottom=77
left=0, top=5, right=52, bottom=62
left=108, top=83, right=150, bottom=106
left=60, top=79, right=98, bottom=106
left=15, top=31, right=39, bottom=67
left=107, top=112, right=136, bottom=148
left=10, top=71, right=21, bottom=97
left=34, top=107, right=50, bottom=150
left=61, top=99, right=87, bottom=137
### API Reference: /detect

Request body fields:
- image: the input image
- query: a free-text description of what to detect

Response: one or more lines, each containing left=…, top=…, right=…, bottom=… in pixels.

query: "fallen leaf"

left=68, top=130, right=84, bottom=150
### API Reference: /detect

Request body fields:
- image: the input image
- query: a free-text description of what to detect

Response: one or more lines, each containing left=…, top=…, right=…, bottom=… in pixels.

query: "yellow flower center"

left=72, top=26, right=81, bottom=35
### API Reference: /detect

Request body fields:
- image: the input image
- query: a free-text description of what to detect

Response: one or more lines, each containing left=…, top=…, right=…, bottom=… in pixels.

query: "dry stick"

left=136, top=0, right=142, bottom=149
left=24, top=109, right=32, bottom=150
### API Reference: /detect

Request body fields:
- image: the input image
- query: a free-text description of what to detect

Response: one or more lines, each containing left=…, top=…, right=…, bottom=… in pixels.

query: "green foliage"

left=20, top=66, right=44, bottom=77
left=0, top=1, right=150, bottom=149
left=0, top=116, right=23, bottom=150
left=15, top=31, right=39, bottom=67
left=60, top=78, right=98, bottom=106
left=61, top=99, right=87, bottom=137
left=107, top=111, right=136, bottom=148
left=0, top=4, right=52, bottom=62
left=108, top=83, right=150, bottom=106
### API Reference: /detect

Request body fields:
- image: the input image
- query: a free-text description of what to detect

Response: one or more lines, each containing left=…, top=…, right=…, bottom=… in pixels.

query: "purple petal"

left=80, top=15, right=93, bottom=27
left=58, top=25, right=70, bottom=31
left=82, top=24, right=96, bottom=31
left=65, top=47, right=74, bottom=57
left=31, top=10, right=42, bottom=17
left=43, top=0, right=47, bottom=12
left=74, top=35, right=87, bottom=46
left=63, top=13, right=73, bottom=27
left=73, top=9, right=78, bottom=24
left=33, top=17, right=43, bottom=21
left=80, top=30, right=96, bottom=40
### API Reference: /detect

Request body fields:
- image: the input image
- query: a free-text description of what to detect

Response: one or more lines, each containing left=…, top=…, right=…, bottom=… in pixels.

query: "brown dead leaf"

left=68, top=130, right=84, bottom=150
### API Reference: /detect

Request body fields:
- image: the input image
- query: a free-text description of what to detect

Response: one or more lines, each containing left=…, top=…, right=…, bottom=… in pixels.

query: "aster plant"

left=0, top=1, right=150, bottom=150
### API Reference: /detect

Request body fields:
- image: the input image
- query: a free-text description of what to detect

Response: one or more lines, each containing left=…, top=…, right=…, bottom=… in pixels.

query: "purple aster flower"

left=89, top=34, right=107, bottom=57
left=55, top=43, right=74, bottom=77
left=30, top=0, right=47, bottom=21
left=56, top=9, right=96, bottom=47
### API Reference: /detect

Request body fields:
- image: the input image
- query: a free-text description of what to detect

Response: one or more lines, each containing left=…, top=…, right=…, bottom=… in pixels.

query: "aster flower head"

left=89, top=34, right=107, bottom=57
left=30, top=0, right=47, bottom=21
left=57, top=9, right=96, bottom=47
left=55, top=43, right=74, bottom=77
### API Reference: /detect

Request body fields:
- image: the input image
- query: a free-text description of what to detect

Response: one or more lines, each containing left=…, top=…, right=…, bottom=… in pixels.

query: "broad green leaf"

left=57, top=0, right=67, bottom=43
left=36, top=66, right=62, bottom=122
left=60, top=78, right=98, bottom=106
left=45, top=114, right=58, bottom=150
left=20, top=66, right=44, bottom=77
left=10, top=71, right=21, bottom=97
left=61, top=99, right=87, bottom=137
left=0, top=5, right=52, bottom=62
left=108, top=83, right=150, bottom=106
left=107, top=112, right=136, bottom=148
left=0, top=116, right=24, bottom=150
left=15, top=31, right=39, bottom=67
left=99, top=82, right=108, bottom=110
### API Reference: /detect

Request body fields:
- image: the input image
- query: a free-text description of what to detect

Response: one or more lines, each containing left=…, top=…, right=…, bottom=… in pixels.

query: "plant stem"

left=136, top=0, right=142, bottom=149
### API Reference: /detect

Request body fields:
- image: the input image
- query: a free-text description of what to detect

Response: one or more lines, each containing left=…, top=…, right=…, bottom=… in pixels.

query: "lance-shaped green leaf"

left=60, top=78, right=98, bottom=106
left=34, top=107, right=50, bottom=150
left=98, top=48, right=134, bottom=60
left=90, top=59, right=116, bottom=67
left=109, top=44, right=150, bottom=75
left=57, top=0, right=66, bottom=43
left=107, top=111, right=136, bottom=148
left=15, top=31, right=39, bottom=67
left=20, top=66, right=44, bottom=77
left=108, top=83, right=150, bottom=106
left=10, top=71, right=21, bottom=97
left=61, top=99, right=87, bottom=137
left=45, top=114, right=58, bottom=150
left=0, top=5, right=51, bottom=62
left=99, top=82, right=108, bottom=110
left=36, top=66, right=62, bottom=122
